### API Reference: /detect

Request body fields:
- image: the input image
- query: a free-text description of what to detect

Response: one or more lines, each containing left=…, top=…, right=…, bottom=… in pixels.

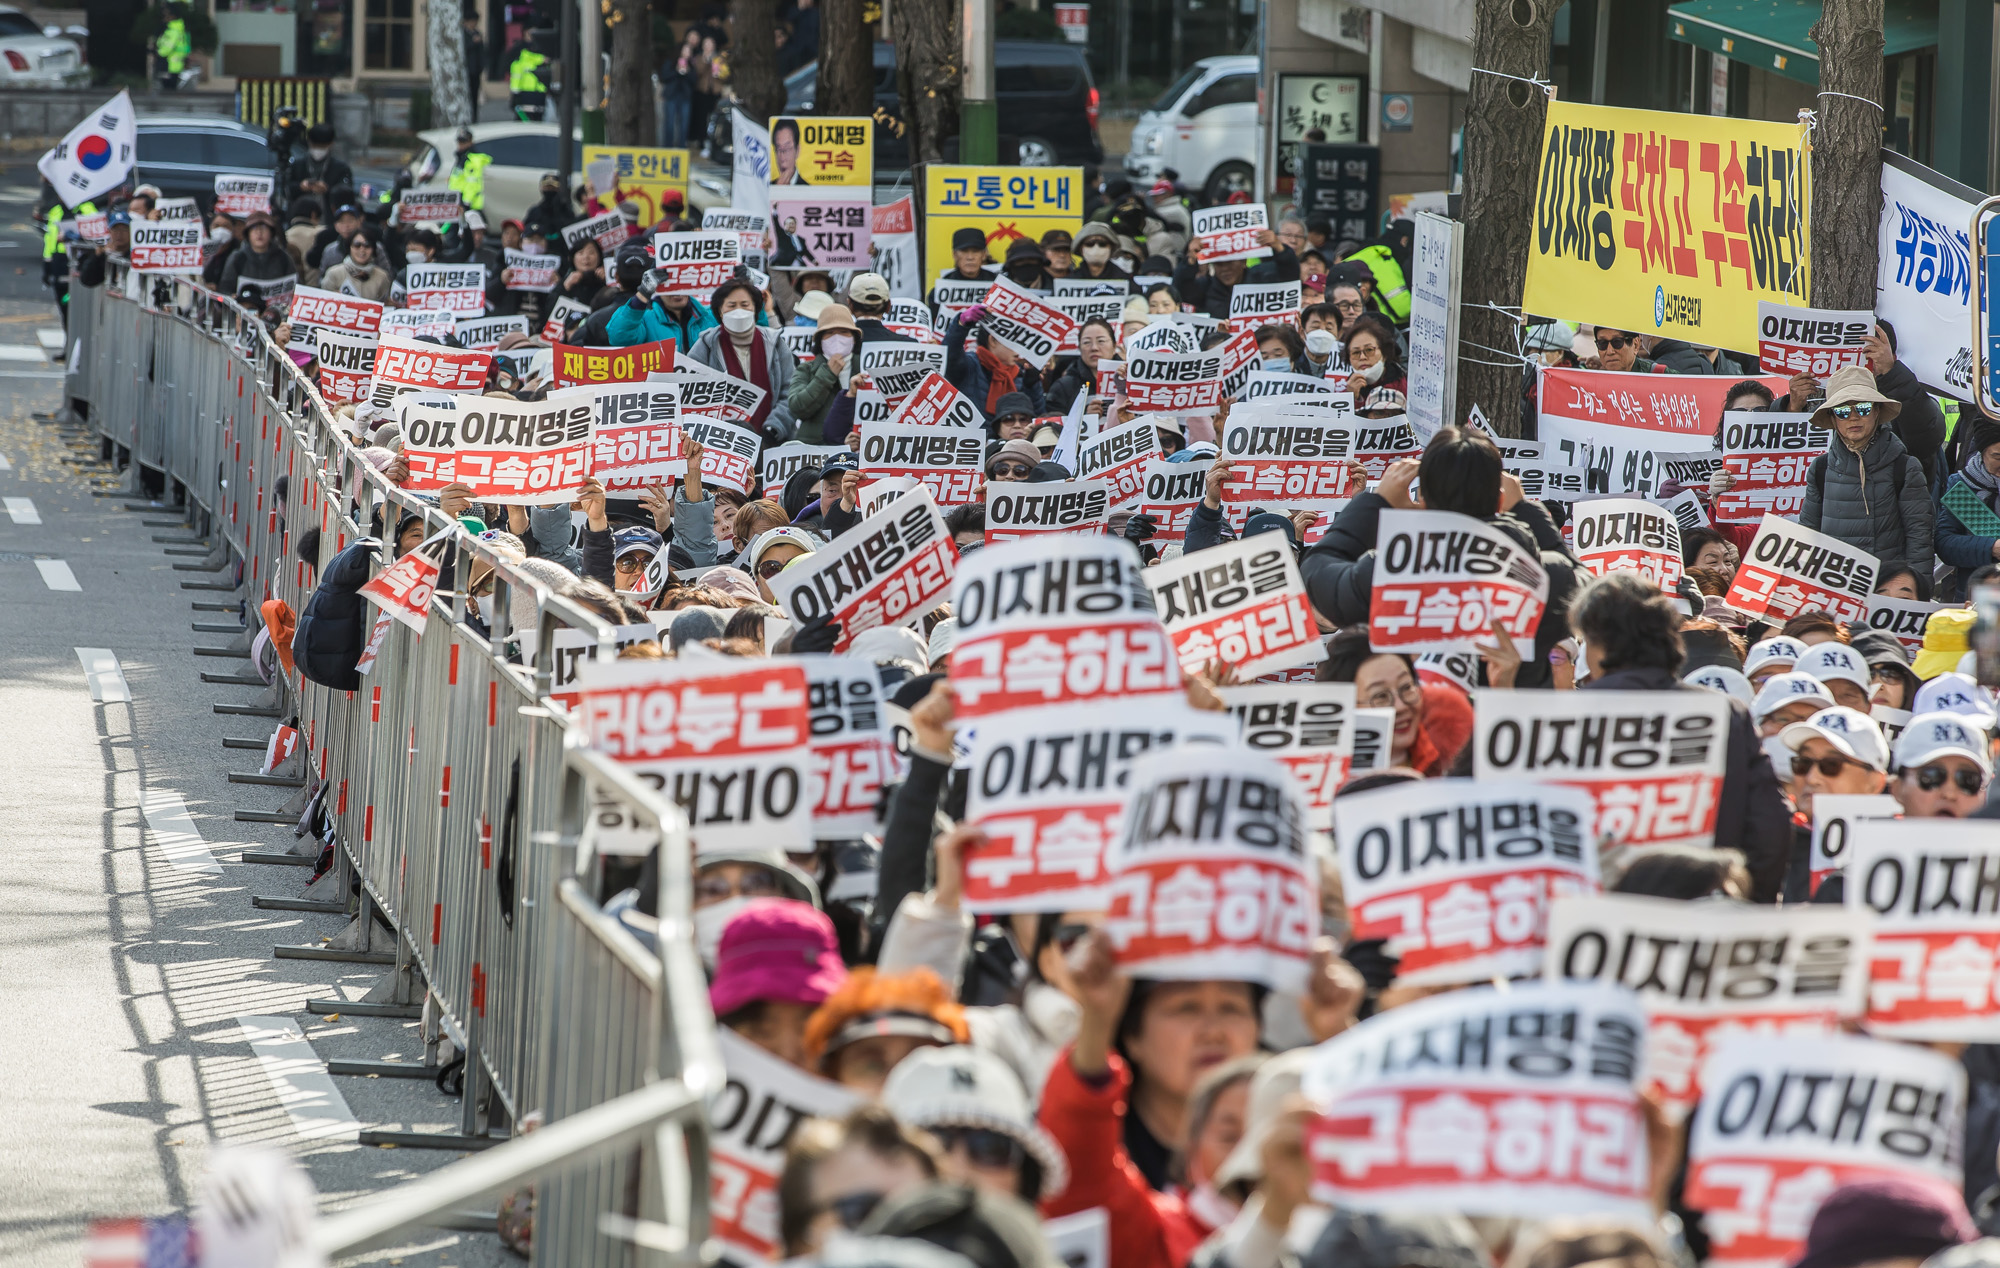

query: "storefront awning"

left=1667, top=0, right=1939, bottom=87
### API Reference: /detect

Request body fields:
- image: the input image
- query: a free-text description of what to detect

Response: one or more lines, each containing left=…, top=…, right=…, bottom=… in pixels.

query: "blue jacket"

left=1937, top=472, right=2000, bottom=571
left=605, top=295, right=718, bottom=349
left=293, top=541, right=379, bottom=690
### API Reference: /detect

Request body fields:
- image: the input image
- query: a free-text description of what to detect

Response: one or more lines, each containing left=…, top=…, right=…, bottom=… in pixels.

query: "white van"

left=1123, top=55, right=1259, bottom=205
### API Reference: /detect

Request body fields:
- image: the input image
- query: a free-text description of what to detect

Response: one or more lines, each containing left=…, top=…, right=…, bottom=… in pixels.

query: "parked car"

left=1124, top=54, right=1258, bottom=205
left=405, top=121, right=722, bottom=224
left=707, top=39, right=1103, bottom=172
left=133, top=116, right=274, bottom=214
left=0, top=7, right=87, bottom=87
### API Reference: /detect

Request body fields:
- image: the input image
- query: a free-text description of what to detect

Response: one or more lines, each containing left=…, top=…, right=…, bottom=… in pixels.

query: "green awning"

left=1667, top=0, right=1939, bottom=87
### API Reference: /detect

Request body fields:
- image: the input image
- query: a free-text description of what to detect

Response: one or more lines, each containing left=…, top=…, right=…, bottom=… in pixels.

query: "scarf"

left=1964, top=446, right=2000, bottom=509
left=976, top=345, right=1021, bottom=414
left=719, top=329, right=773, bottom=430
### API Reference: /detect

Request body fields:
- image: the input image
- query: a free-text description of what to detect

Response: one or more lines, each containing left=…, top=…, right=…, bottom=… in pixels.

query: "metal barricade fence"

left=67, top=264, right=721, bottom=1263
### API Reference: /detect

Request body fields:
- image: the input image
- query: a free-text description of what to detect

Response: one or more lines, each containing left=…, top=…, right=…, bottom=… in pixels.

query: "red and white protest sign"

left=1219, top=682, right=1354, bottom=829
left=1352, top=419, right=1425, bottom=483
left=1849, top=819, right=2000, bottom=1040
left=552, top=338, right=676, bottom=386
left=962, top=699, right=1228, bottom=913
left=359, top=534, right=444, bottom=634
left=130, top=222, right=202, bottom=273
left=1718, top=412, right=1818, bottom=523
left=1138, top=457, right=1211, bottom=543
left=540, top=296, right=590, bottom=341
left=1474, top=689, right=1731, bottom=849
left=1302, top=981, right=1653, bottom=1219
left=704, top=209, right=770, bottom=265
left=1724, top=515, right=1878, bottom=626
left=710, top=1028, right=859, bottom=1266
left=576, top=658, right=812, bottom=854
left=1546, top=894, right=1871, bottom=1123
left=561, top=209, right=633, bottom=254
left=1570, top=497, right=1683, bottom=593
left=262, top=723, right=299, bottom=774
left=983, top=480, right=1111, bottom=543
left=1538, top=367, right=1785, bottom=497
left=397, top=190, right=462, bottom=223
left=1863, top=594, right=1939, bottom=660
left=859, top=344, right=947, bottom=404
left=214, top=174, right=273, bottom=217
left=314, top=329, right=377, bottom=404
left=885, top=296, right=942, bottom=343
left=1103, top=745, right=1319, bottom=991
left=949, top=536, right=1180, bottom=719
left=1054, top=294, right=1127, bottom=354
left=1241, top=373, right=1349, bottom=406
left=1228, top=281, right=1302, bottom=334
left=1370, top=510, right=1549, bottom=654
left=74, top=211, right=107, bottom=244
left=1755, top=302, right=1873, bottom=378
left=381, top=307, right=456, bottom=341
left=660, top=357, right=764, bottom=423
left=1191, top=203, right=1269, bottom=263
left=367, top=336, right=491, bottom=407
left=456, top=314, right=526, bottom=352
left=504, top=247, right=558, bottom=292
left=1146, top=535, right=1323, bottom=678
left=290, top=285, right=383, bottom=337
left=1218, top=410, right=1359, bottom=527
left=1686, top=1035, right=1964, bottom=1268
left=405, top=262, right=488, bottom=313
left=859, top=420, right=983, bottom=507
left=1127, top=348, right=1226, bottom=414
left=1077, top=420, right=1164, bottom=508
left=519, top=624, right=664, bottom=710
left=396, top=386, right=595, bottom=503
left=766, top=485, right=955, bottom=653
left=682, top=417, right=763, bottom=495
left=980, top=279, right=1076, bottom=370
left=799, top=655, right=894, bottom=838
left=883, top=370, right=982, bottom=428
left=1807, top=793, right=1900, bottom=895
left=1335, top=778, right=1600, bottom=986
left=653, top=230, right=741, bottom=297
left=1219, top=326, right=1261, bottom=401
left=586, top=382, right=682, bottom=492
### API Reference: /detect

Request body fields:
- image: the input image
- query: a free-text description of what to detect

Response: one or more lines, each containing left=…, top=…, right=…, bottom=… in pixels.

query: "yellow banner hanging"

left=922, top=165, right=1084, bottom=284
left=581, top=145, right=690, bottom=226
left=768, top=116, right=874, bottom=187
left=1522, top=101, right=1811, bottom=353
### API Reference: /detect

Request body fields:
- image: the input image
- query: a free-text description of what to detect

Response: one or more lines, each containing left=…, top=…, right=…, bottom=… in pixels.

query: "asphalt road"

left=0, top=293, right=510, bottom=1263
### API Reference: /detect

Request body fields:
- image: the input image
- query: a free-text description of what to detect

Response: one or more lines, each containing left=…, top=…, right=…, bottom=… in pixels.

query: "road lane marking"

left=236, top=1016, right=360, bottom=1142
left=4, top=496, right=37, bottom=523
left=35, top=558, right=79, bottom=590
left=140, top=789, right=222, bottom=874
left=75, top=647, right=129, bottom=702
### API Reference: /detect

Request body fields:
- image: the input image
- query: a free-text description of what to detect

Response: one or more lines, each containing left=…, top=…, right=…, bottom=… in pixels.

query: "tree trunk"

left=1454, top=0, right=1556, bottom=439
left=731, top=0, right=787, bottom=123
left=889, top=0, right=959, bottom=164
left=1809, top=0, right=1884, bottom=309
left=605, top=0, right=653, bottom=143
left=819, top=0, right=873, bottom=118
left=426, top=0, right=473, bottom=129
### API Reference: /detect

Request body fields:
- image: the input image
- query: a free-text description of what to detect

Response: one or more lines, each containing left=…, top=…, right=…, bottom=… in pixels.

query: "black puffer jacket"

left=293, top=541, right=378, bottom=690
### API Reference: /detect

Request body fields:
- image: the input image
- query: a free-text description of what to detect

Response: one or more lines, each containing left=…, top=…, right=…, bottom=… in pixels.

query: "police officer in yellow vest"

left=43, top=192, right=96, bottom=325
left=509, top=40, right=549, bottom=122
left=155, top=2, right=191, bottom=90
left=447, top=127, right=491, bottom=213
left=1343, top=219, right=1414, bottom=325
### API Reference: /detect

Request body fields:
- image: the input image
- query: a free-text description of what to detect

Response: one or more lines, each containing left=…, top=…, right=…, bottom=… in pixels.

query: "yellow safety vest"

left=1345, top=243, right=1411, bottom=324
left=448, top=151, right=492, bottom=212
left=157, top=19, right=189, bottom=72
left=46, top=199, right=94, bottom=260
left=510, top=50, right=548, bottom=93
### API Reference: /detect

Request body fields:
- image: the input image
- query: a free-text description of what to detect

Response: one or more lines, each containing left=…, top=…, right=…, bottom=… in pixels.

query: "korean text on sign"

left=1370, top=509, right=1550, bottom=655
left=860, top=421, right=984, bottom=507
left=1219, top=682, right=1354, bottom=830
left=885, top=371, right=981, bottom=428
left=766, top=485, right=955, bottom=653
left=1536, top=367, right=1787, bottom=498
left=368, top=337, right=492, bottom=407
left=291, top=286, right=383, bottom=336
left=585, top=382, right=682, bottom=492
left=396, top=385, right=596, bottom=504
left=979, top=279, right=1076, bottom=370
left=314, top=329, right=377, bottom=405
left=1146, top=535, right=1324, bottom=679
left=773, top=116, right=873, bottom=187
left=984, top=480, right=1112, bottom=543
left=359, top=535, right=444, bottom=634
left=553, top=338, right=676, bottom=386
left=405, top=263, right=488, bottom=313
left=1718, top=412, right=1818, bottom=523
left=1077, top=421, right=1165, bottom=509
left=504, top=248, right=558, bottom=292
left=131, top=223, right=203, bottom=273
left=1127, top=348, right=1225, bottom=414
left=663, top=358, right=766, bottom=424
left=1724, top=514, right=1878, bottom=625
left=1756, top=301, right=1872, bottom=376
left=1571, top=497, right=1683, bottom=593
left=710, top=1029, right=859, bottom=1266
left=1301, top=980, right=1653, bottom=1219
left=214, top=174, right=272, bottom=217
left=1335, top=778, right=1600, bottom=987
left=582, top=144, right=690, bottom=227
left=1139, top=458, right=1211, bottom=543
left=1218, top=412, right=1358, bottom=527
left=653, top=230, right=742, bottom=298
left=859, top=345, right=946, bottom=404
left=923, top=165, right=1082, bottom=283
left=1192, top=204, right=1270, bottom=264
left=798, top=655, right=893, bottom=838
left=682, top=418, right=763, bottom=496
left=1847, top=819, right=2000, bottom=1041
left=1474, top=688, right=1729, bottom=849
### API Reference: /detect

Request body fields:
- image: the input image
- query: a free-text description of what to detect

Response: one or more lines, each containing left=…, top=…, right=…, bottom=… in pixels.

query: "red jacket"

left=1037, top=1046, right=1214, bottom=1268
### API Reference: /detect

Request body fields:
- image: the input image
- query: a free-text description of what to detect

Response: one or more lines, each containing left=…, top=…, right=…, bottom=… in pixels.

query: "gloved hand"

left=1122, top=512, right=1158, bottom=543
left=958, top=303, right=987, bottom=326
left=789, top=612, right=842, bottom=655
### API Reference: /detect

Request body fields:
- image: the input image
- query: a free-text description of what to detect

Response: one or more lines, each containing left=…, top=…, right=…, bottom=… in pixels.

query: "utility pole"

left=1809, top=0, right=1884, bottom=309
left=959, top=0, right=996, bottom=163
left=1454, top=0, right=1556, bottom=437
left=557, top=0, right=576, bottom=194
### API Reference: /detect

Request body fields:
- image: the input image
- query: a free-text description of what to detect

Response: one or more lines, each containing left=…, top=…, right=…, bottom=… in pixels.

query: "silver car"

left=0, top=7, right=87, bottom=87
left=1124, top=55, right=1259, bottom=205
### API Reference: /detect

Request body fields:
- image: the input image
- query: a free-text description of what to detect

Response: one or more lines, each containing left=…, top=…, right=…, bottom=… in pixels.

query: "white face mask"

left=1303, top=329, right=1338, bottom=357
left=406, top=249, right=426, bottom=264
left=1114, top=256, right=1137, bottom=273
left=1762, top=735, right=1795, bottom=783
left=1357, top=359, right=1385, bottom=384
left=693, top=896, right=752, bottom=969
left=309, top=146, right=331, bottom=161
left=1081, top=243, right=1111, bottom=265
left=821, top=334, right=854, bottom=358
left=722, top=308, right=757, bottom=334
left=208, top=226, right=231, bottom=245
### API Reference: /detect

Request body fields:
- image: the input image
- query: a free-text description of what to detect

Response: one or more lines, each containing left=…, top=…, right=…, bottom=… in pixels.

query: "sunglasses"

left=1912, top=764, right=1986, bottom=794
left=930, top=1127, right=1025, bottom=1170
left=820, top=1192, right=885, bottom=1231
left=614, top=555, right=649, bottom=573
left=1594, top=337, right=1632, bottom=351
left=1792, top=752, right=1867, bottom=778
left=990, top=462, right=1036, bottom=480
left=756, top=557, right=790, bottom=579
left=1829, top=403, right=1876, bottom=420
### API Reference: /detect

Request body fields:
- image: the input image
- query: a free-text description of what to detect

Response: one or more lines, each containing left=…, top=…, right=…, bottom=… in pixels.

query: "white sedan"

left=0, top=7, right=87, bottom=87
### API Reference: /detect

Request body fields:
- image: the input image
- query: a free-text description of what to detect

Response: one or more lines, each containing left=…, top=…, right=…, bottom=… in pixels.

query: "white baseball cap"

left=1910, top=673, right=1998, bottom=733
left=1684, top=664, right=1754, bottom=706
left=1752, top=672, right=1836, bottom=723
left=1797, top=642, right=1870, bottom=692
left=878, top=1045, right=1069, bottom=1197
left=1745, top=636, right=1808, bottom=678
left=1782, top=705, right=1890, bottom=772
left=1892, top=711, right=1994, bottom=776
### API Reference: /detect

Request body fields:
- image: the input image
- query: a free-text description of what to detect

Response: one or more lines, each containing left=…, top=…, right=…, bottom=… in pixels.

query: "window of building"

left=364, top=0, right=413, bottom=71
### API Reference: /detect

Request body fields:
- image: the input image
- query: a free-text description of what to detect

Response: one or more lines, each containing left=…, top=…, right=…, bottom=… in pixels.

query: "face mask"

left=406, top=249, right=426, bottom=264
left=1082, top=244, right=1111, bottom=265
left=1261, top=356, right=1290, bottom=373
left=722, top=309, right=757, bottom=334
left=1762, top=735, right=1795, bottom=783
left=1184, top=1183, right=1240, bottom=1231
left=208, top=227, right=230, bottom=245
left=1304, top=329, right=1338, bottom=357
left=821, top=334, right=854, bottom=358
left=1357, top=359, right=1386, bottom=385
left=309, top=146, right=331, bottom=161
left=693, top=896, right=752, bottom=969
left=1114, top=256, right=1137, bottom=273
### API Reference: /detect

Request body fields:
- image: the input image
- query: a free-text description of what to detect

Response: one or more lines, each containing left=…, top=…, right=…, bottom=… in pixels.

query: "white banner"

left=1876, top=155, right=1975, bottom=399
left=1406, top=211, right=1462, bottom=446
left=1848, top=818, right=2000, bottom=1040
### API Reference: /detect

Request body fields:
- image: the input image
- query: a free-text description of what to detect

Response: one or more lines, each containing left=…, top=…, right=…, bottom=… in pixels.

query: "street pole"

left=960, top=0, right=996, bottom=163
left=557, top=0, right=578, bottom=193
left=580, top=0, right=604, bottom=144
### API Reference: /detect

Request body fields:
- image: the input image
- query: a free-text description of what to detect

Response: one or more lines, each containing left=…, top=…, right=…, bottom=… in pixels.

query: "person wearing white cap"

left=1684, top=664, right=1754, bottom=707
left=1910, top=672, right=1999, bottom=734
left=748, top=525, right=819, bottom=602
left=1744, top=636, right=1809, bottom=689
left=1781, top=706, right=1891, bottom=822
left=1796, top=642, right=1873, bottom=712
left=1890, top=712, right=1994, bottom=818
left=1753, top=673, right=1838, bottom=737
left=879, top=1045, right=1069, bottom=1204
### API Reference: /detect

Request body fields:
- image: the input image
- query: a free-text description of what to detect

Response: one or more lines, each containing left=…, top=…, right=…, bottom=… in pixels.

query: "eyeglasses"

left=1912, top=764, right=1986, bottom=794
left=1333, top=300, right=1363, bottom=314
left=1360, top=679, right=1422, bottom=710
left=1594, top=337, right=1632, bottom=351
left=1792, top=752, right=1866, bottom=779
left=614, top=555, right=648, bottom=573
left=929, top=1127, right=1025, bottom=1170
left=819, top=1192, right=885, bottom=1231
left=990, top=462, right=1036, bottom=480
left=695, top=868, right=780, bottom=904
left=756, top=557, right=790, bottom=579
left=1829, top=403, right=1876, bottom=420
left=1052, top=921, right=1095, bottom=952
left=1870, top=664, right=1905, bottom=681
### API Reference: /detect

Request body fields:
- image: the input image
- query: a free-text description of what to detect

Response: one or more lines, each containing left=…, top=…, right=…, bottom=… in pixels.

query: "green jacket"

left=786, top=356, right=844, bottom=442
left=448, top=151, right=492, bottom=211
left=510, top=49, right=548, bottom=92
left=157, top=18, right=190, bottom=71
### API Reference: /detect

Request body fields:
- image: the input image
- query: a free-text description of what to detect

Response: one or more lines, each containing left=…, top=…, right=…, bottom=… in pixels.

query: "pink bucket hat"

left=702, top=566, right=761, bottom=604
left=709, top=899, right=848, bottom=1017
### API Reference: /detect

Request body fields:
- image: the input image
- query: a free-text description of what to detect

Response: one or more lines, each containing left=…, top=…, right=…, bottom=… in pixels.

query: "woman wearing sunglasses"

left=1800, top=363, right=1933, bottom=573
left=747, top=525, right=819, bottom=603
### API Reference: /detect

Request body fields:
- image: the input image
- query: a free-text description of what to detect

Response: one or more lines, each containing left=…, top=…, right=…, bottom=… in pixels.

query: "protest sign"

left=948, top=536, right=1178, bottom=719
left=577, top=658, right=812, bottom=854
left=1848, top=819, right=2000, bottom=1040
left=381, top=307, right=456, bottom=341
left=1663, top=490, right=1711, bottom=535
left=798, top=655, right=892, bottom=838
left=73, top=211, right=107, bottom=244
left=153, top=196, right=197, bottom=221
left=518, top=624, right=664, bottom=709
left=540, top=296, right=590, bottom=341
left=1228, top=281, right=1303, bottom=333
left=1571, top=498, right=1683, bottom=593
left=1511, top=462, right=1590, bottom=502
left=1863, top=595, right=1938, bottom=659
left=1191, top=203, right=1269, bottom=263
left=359, top=534, right=444, bottom=634
left=314, top=329, right=377, bottom=404
left=581, top=144, right=690, bottom=226
left=502, top=248, right=558, bottom=292
left=766, top=485, right=955, bottom=652
left=1301, top=980, right=1653, bottom=1219
left=1415, top=651, right=1479, bottom=695
left=397, top=190, right=462, bottom=223
left=1475, top=688, right=1730, bottom=848
left=1407, top=211, right=1463, bottom=444
left=656, top=357, right=766, bottom=425
left=859, top=421, right=984, bottom=507
left=1103, top=745, right=1318, bottom=991
left=761, top=442, right=849, bottom=490
left=1139, top=458, right=1211, bottom=543
left=858, top=344, right=946, bottom=403
left=979, top=279, right=1075, bottom=369
left=923, top=166, right=1083, bottom=283
left=367, top=337, right=491, bottom=407
left=1147, top=535, right=1323, bottom=677
left=1538, top=367, right=1785, bottom=496
left=681, top=417, right=763, bottom=495
left=1723, top=515, right=1877, bottom=625
left=1219, top=327, right=1263, bottom=401
left=239, top=275, right=294, bottom=313
left=1127, top=347, right=1227, bottom=414
left=1127, top=320, right=1198, bottom=357
left=1807, top=793, right=1900, bottom=894
left=871, top=199, right=921, bottom=299
left=884, top=296, right=938, bottom=342
left=130, top=222, right=202, bottom=273
left=1053, top=295, right=1127, bottom=353
left=1219, top=682, right=1353, bottom=829
left=1077, top=422, right=1165, bottom=509
left=709, top=1027, right=860, bottom=1265
left=586, top=382, right=682, bottom=491
left=552, top=339, right=675, bottom=387
left=1685, top=1035, right=1964, bottom=1267
left=213, top=174, right=272, bottom=217
left=1756, top=302, right=1872, bottom=376
left=1523, top=101, right=1809, bottom=351
left=770, top=116, right=873, bottom=186
left=1877, top=154, right=1976, bottom=399
left=962, top=699, right=1229, bottom=913
left=1240, top=373, right=1349, bottom=405
left=703, top=208, right=769, bottom=269
left=1717, top=412, right=1818, bottom=523
left=456, top=314, right=526, bottom=352
left=1348, top=707, right=1394, bottom=773
left=290, top=286, right=382, bottom=337
left=731, top=109, right=773, bottom=217
left=1370, top=510, right=1549, bottom=654
left=1348, top=415, right=1426, bottom=480
left=404, top=263, right=487, bottom=313
left=931, top=276, right=990, bottom=322
left=769, top=193, right=871, bottom=269
left=983, top=480, right=1111, bottom=543
left=1546, top=894, right=1872, bottom=1122
left=1218, top=411, right=1357, bottom=525
left=777, top=327, right=822, bottom=365
left=397, top=386, right=594, bottom=503
left=560, top=209, right=632, bottom=255
left=1335, top=778, right=1599, bottom=985
left=653, top=230, right=742, bottom=297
